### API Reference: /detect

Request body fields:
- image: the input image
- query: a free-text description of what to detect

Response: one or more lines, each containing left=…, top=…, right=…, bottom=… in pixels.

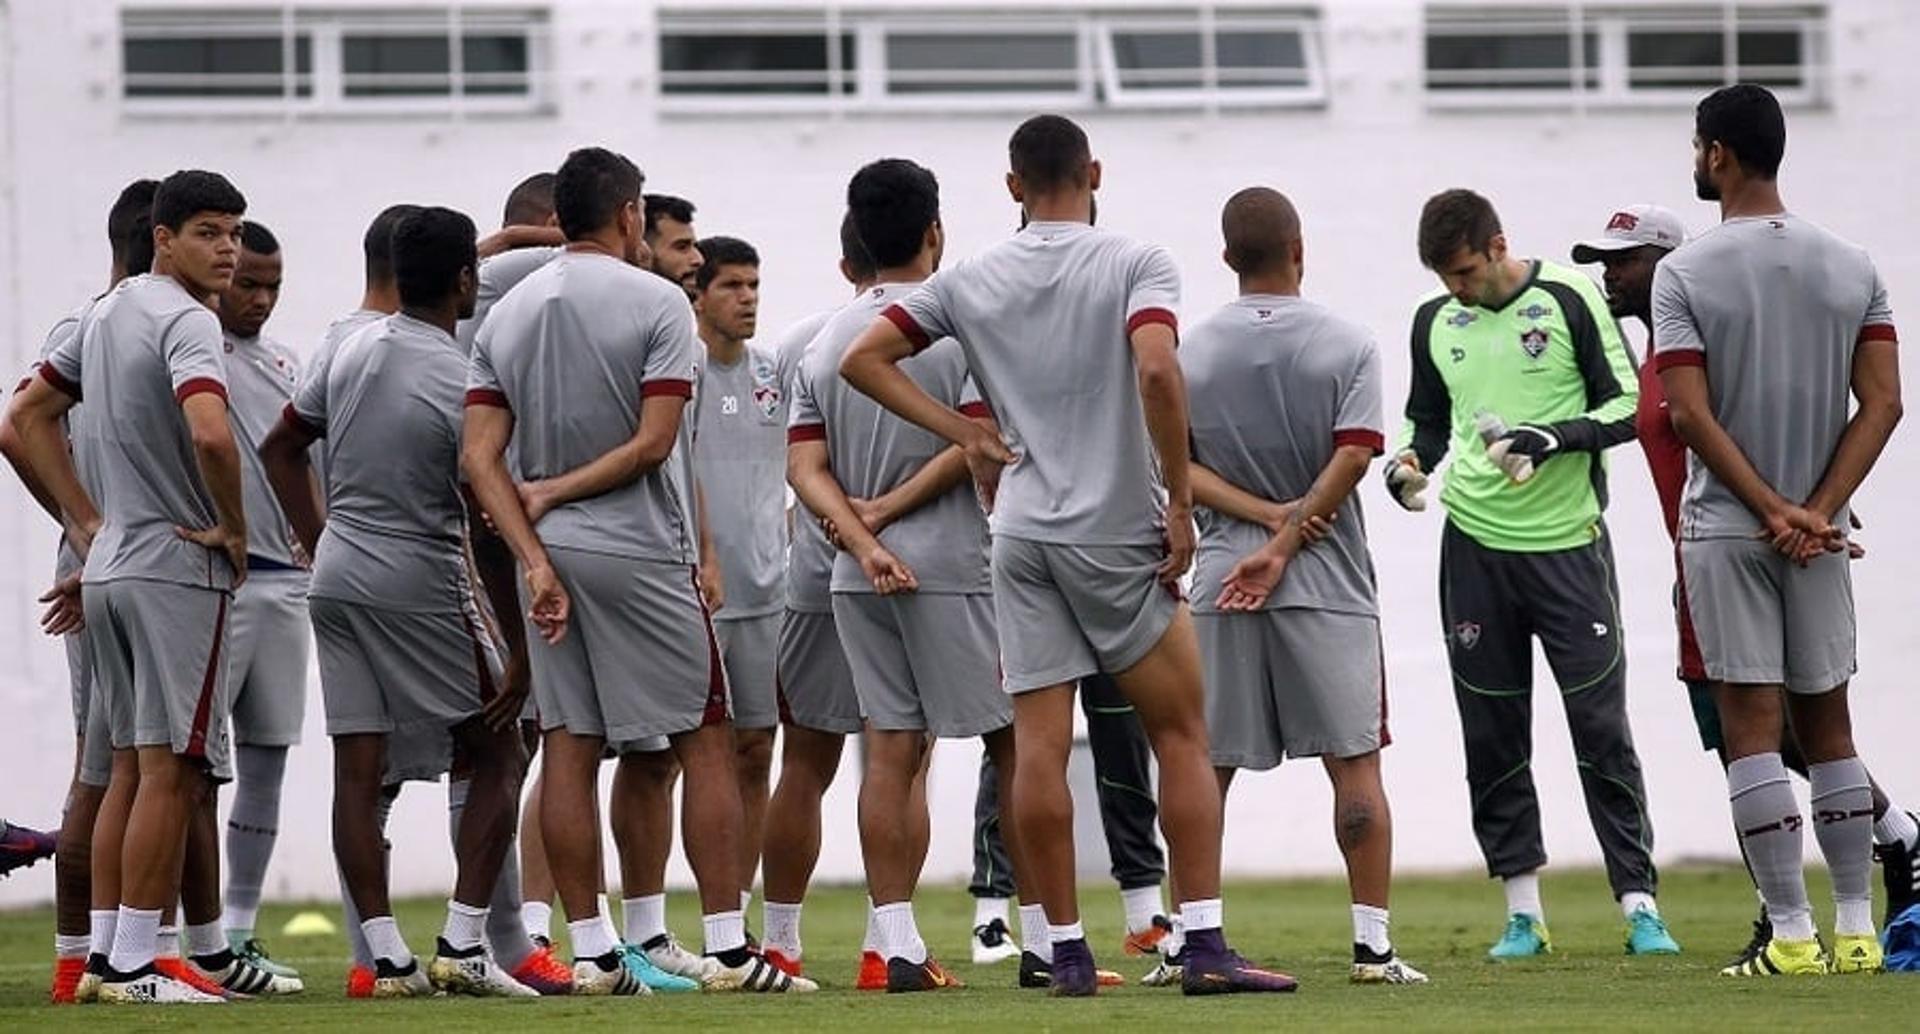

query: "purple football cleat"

left=1180, top=930, right=1298, bottom=996
left=0, top=820, right=57, bottom=877
left=1047, top=938, right=1099, bottom=998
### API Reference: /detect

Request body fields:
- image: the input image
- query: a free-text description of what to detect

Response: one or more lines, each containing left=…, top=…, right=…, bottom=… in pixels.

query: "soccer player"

left=840, top=116, right=1293, bottom=996
left=758, top=211, right=883, bottom=979
left=1187, top=187, right=1426, bottom=985
left=6, top=169, right=250, bottom=1004
left=260, top=206, right=533, bottom=998
left=1574, top=202, right=1920, bottom=965
left=211, top=221, right=308, bottom=981
left=1652, top=84, right=1904, bottom=976
left=1387, top=188, right=1676, bottom=959
left=691, top=235, right=787, bottom=924
left=789, top=158, right=1033, bottom=993
left=644, top=194, right=703, bottom=298
left=463, top=146, right=813, bottom=994
left=1, top=177, right=154, bottom=1004
left=456, top=172, right=561, bottom=355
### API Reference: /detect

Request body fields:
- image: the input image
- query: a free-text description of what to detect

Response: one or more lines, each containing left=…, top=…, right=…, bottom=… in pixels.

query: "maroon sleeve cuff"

left=280, top=402, right=322, bottom=437
left=464, top=388, right=511, bottom=409
left=175, top=377, right=227, bottom=404
left=1651, top=349, right=1707, bottom=372
left=958, top=401, right=993, bottom=420
left=787, top=424, right=827, bottom=444
left=640, top=378, right=694, bottom=399
left=38, top=363, right=81, bottom=400
left=1333, top=428, right=1386, bottom=455
left=1860, top=323, right=1899, bottom=344
left=1127, top=307, right=1179, bottom=337
left=881, top=304, right=933, bottom=354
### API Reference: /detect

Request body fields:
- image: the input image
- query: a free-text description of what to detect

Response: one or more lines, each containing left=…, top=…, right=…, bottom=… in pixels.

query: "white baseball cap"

left=1570, top=204, right=1688, bottom=263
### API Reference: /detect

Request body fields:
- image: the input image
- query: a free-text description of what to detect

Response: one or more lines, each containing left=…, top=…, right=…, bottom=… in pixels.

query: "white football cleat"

left=429, top=950, right=539, bottom=997
left=98, top=967, right=226, bottom=1004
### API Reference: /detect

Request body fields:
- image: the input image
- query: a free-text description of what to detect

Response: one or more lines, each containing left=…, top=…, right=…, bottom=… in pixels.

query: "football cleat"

left=75, top=954, right=107, bottom=1003
left=50, top=955, right=87, bottom=1004
left=639, top=933, right=715, bottom=981
left=1877, top=819, right=1920, bottom=929
left=98, top=964, right=226, bottom=1004
left=1047, top=939, right=1098, bottom=998
left=572, top=951, right=649, bottom=996
left=886, top=955, right=965, bottom=992
left=509, top=943, right=575, bottom=995
left=1181, top=946, right=1298, bottom=995
left=1017, top=949, right=1123, bottom=989
left=0, top=820, right=57, bottom=877
left=370, top=957, right=434, bottom=998
left=1624, top=907, right=1681, bottom=955
left=345, top=962, right=375, bottom=999
left=189, top=949, right=303, bottom=996
left=1351, top=945, right=1429, bottom=985
left=971, top=918, right=1019, bottom=965
left=857, top=950, right=888, bottom=991
left=229, top=934, right=302, bottom=980
left=1720, top=936, right=1827, bottom=976
left=704, top=952, right=818, bottom=993
left=1830, top=934, right=1885, bottom=974
left=429, top=942, right=537, bottom=997
left=1488, top=914, right=1552, bottom=959
left=1140, top=953, right=1184, bottom=987
left=620, top=943, right=699, bottom=992
left=1123, top=915, right=1174, bottom=957
left=764, top=948, right=804, bottom=977
left=1729, top=907, right=1772, bottom=970
left=157, top=956, right=234, bottom=999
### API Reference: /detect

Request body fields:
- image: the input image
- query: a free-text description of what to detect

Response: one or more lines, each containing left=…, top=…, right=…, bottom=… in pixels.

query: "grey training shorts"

left=83, top=579, right=233, bottom=782
left=226, top=570, right=311, bottom=746
left=310, top=596, right=498, bottom=737
left=990, top=535, right=1181, bottom=694
left=715, top=612, right=780, bottom=730
left=777, top=608, right=863, bottom=735
left=1681, top=537, right=1855, bottom=694
left=67, top=630, right=112, bottom=788
left=1197, top=608, right=1388, bottom=770
left=830, top=592, right=1010, bottom=737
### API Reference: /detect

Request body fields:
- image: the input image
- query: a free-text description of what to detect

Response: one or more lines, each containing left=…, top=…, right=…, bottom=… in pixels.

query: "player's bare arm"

left=258, top=413, right=326, bottom=558
left=460, top=401, right=569, bottom=643
left=176, top=392, right=250, bottom=586
left=1191, top=463, right=1332, bottom=540
left=851, top=406, right=996, bottom=534
left=1131, top=321, right=1194, bottom=584
left=1217, top=443, right=1372, bottom=612
left=476, top=223, right=564, bottom=260
left=840, top=318, right=1013, bottom=508
left=516, top=393, right=688, bottom=519
left=0, top=389, right=69, bottom=528
left=3, top=375, right=100, bottom=557
left=786, top=436, right=916, bottom=595
left=1660, top=363, right=1834, bottom=561
left=1802, top=336, right=1902, bottom=555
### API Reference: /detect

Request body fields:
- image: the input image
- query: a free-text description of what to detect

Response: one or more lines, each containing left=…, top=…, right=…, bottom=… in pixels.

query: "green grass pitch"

left=0, top=865, right=1910, bottom=1030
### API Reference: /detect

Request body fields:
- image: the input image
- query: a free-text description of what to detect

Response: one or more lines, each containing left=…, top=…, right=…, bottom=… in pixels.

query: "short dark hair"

left=643, top=193, right=696, bottom=240
left=1696, top=83, right=1786, bottom=181
left=240, top=221, right=280, bottom=256
left=151, top=170, right=246, bottom=233
left=1009, top=114, right=1091, bottom=193
left=107, top=178, right=160, bottom=276
left=363, top=203, right=421, bottom=285
left=1417, top=189, right=1503, bottom=269
left=839, top=209, right=877, bottom=282
left=847, top=159, right=940, bottom=270
left=392, top=206, right=477, bottom=309
left=694, top=236, right=759, bottom=291
left=554, top=147, right=645, bottom=241
left=501, top=172, right=556, bottom=228
left=1221, top=187, right=1301, bottom=277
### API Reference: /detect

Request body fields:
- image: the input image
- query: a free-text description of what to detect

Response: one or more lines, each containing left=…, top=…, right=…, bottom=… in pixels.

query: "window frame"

left=1094, top=11, right=1326, bottom=110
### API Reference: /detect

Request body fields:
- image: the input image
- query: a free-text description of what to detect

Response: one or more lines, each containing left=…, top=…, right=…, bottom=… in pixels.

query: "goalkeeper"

left=1384, top=189, right=1676, bottom=960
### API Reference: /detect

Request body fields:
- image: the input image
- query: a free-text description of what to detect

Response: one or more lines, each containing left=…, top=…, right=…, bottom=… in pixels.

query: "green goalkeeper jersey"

left=1392, top=259, right=1638, bottom=552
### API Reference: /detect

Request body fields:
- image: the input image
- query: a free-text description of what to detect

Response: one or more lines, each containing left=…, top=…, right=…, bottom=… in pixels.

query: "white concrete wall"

left=3, top=0, right=1917, bottom=906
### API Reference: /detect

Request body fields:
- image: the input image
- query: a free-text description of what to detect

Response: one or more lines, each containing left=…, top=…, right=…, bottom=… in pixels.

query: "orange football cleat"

left=156, top=955, right=232, bottom=999
left=764, top=948, right=804, bottom=978
left=50, top=956, right=86, bottom=1004
left=1123, top=916, right=1173, bottom=957
left=510, top=944, right=574, bottom=995
left=856, top=950, right=887, bottom=991
left=345, top=962, right=376, bottom=999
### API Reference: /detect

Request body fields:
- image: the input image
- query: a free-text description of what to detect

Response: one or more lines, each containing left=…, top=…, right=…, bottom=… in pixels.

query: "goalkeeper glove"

left=1384, top=450, right=1430, bottom=511
left=1486, top=424, right=1561, bottom=484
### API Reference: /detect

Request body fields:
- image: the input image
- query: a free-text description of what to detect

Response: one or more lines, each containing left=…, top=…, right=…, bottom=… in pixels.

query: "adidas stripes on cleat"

left=189, top=949, right=304, bottom=996
left=573, top=951, right=649, bottom=996
left=1720, top=937, right=1827, bottom=976
left=704, top=952, right=818, bottom=993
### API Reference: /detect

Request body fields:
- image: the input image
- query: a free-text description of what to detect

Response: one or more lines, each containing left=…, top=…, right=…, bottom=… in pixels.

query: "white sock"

left=569, top=916, right=616, bottom=959
left=1503, top=872, right=1544, bottom=922
left=703, top=910, right=747, bottom=955
left=1837, top=898, right=1875, bottom=937
left=1018, top=903, right=1050, bottom=962
left=862, top=899, right=881, bottom=954
left=1122, top=885, right=1163, bottom=934
left=1181, top=897, right=1223, bottom=932
left=224, top=905, right=258, bottom=938
left=974, top=896, right=1010, bottom=929
left=1874, top=807, right=1919, bottom=851
left=442, top=899, right=489, bottom=953
left=1048, top=920, right=1086, bottom=944
left=623, top=894, right=666, bottom=945
left=155, top=925, right=179, bottom=960
left=874, top=901, right=927, bottom=964
left=522, top=900, right=553, bottom=942
left=88, top=909, right=116, bottom=959
left=55, top=933, right=90, bottom=959
left=764, top=901, right=803, bottom=957
left=184, top=920, right=225, bottom=959
left=363, top=916, right=413, bottom=966
left=1619, top=891, right=1658, bottom=919
left=1352, top=904, right=1391, bottom=955
left=108, top=906, right=160, bottom=974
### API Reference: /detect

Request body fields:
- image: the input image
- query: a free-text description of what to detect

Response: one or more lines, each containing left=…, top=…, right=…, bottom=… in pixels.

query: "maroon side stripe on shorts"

left=186, top=594, right=230, bottom=759
left=1375, top=626, right=1393, bottom=749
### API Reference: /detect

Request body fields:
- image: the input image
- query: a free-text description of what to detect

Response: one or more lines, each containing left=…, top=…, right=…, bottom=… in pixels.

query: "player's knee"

left=1335, top=798, right=1378, bottom=851
left=735, top=730, right=775, bottom=777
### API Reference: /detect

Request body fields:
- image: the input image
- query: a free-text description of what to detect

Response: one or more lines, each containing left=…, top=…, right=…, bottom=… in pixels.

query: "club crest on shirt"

left=1454, top=621, right=1482, bottom=650
left=749, top=355, right=782, bottom=419
left=1519, top=327, right=1549, bottom=361
left=1447, top=310, right=1476, bottom=328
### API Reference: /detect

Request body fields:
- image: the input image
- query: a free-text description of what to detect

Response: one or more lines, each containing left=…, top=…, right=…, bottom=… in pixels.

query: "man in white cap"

left=1572, top=202, right=1920, bottom=970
